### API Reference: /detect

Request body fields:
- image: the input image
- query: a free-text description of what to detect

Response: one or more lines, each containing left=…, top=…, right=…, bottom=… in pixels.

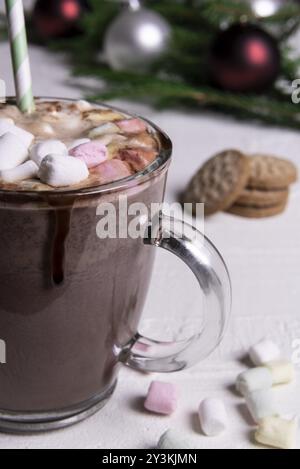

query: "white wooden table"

left=0, top=0, right=299, bottom=449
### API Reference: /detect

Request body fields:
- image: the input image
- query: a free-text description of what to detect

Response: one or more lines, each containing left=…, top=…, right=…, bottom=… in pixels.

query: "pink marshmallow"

left=116, top=118, right=147, bottom=134
left=144, top=381, right=178, bottom=415
left=69, top=141, right=108, bottom=168
left=118, top=148, right=157, bottom=172
left=93, top=159, right=133, bottom=184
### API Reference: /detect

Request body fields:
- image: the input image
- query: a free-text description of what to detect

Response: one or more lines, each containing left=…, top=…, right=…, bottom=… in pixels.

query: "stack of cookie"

left=183, top=150, right=298, bottom=218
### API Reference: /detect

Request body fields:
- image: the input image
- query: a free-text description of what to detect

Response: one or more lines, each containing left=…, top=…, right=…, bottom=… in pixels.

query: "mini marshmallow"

left=68, top=138, right=91, bottom=151
left=255, top=416, right=298, bottom=449
left=0, top=122, right=34, bottom=147
left=0, top=160, right=38, bottom=183
left=0, top=133, right=28, bottom=170
left=75, top=99, right=92, bottom=111
left=157, top=430, right=194, bottom=450
left=88, top=122, right=119, bottom=139
left=249, top=339, right=281, bottom=366
left=144, top=381, right=177, bottom=415
left=94, top=159, right=133, bottom=184
left=69, top=141, right=108, bottom=168
left=94, top=134, right=127, bottom=147
left=38, top=154, right=89, bottom=187
left=265, top=360, right=295, bottom=386
left=236, top=367, right=273, bottom=396
left=116, top=118, right=147, bottom=134
left=30, top=139, right=68, bottom=166
left=127, top=134, right=157, bottom=149
left=118, top=148, right=157, bottom=172
left=244, top=388, right=278, bottom=423
left=198, top=398, right=228, bottom=436
left=91, top=135, right=115, bottom=146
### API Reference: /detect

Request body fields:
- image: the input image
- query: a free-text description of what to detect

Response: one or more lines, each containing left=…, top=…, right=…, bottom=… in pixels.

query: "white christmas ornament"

left=250, top=0, right=293, bottom=17
left=103, top=0, right=171, bottom=71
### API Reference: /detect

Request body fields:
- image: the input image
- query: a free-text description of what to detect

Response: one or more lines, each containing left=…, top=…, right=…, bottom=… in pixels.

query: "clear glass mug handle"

left=119, top=213, right=232, bottom=372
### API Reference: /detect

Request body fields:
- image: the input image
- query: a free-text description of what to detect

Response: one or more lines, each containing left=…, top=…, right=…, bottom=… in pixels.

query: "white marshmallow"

left=76, top=100, right=92, bottom=111
left=30, top=140, right=68, bottom=166
left=0, top=122, right=34, bottom=148
left=249, top=339, right=281, bottom=366
left=0, top=160, right=38, bottom=183
left=0, top=117, right=14, bottom=126
left=255, top=416, right=298, bottom=449
left=198, top=398, right=228, bottom=436
left=68, top=138, right=91, bottom=151
left=244, top=388, right=278, bottom=423
left=265, top=360, right=295, bottom=386
left=157, top=429, right=194, bottom=450
left=0, top=133, right=29, bottom=170
left=38, top=154, right=89, bottom=187
left=236, top=367, right=273, bottom=396
left=88, top=123, right=119, bottom=139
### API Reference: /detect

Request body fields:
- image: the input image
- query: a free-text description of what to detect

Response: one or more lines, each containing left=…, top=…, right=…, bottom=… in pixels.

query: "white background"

left=0, top=0, right=299, bottom=449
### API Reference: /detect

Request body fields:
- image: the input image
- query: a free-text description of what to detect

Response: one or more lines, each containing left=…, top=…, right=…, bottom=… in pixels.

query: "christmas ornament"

left=209, top=23, right=280, bottom=93
left=245, top=1, right=300, bottom=39
left=103, top=0, right=171, bottom=71
left=248, top=0, right=293, bottom=18
left=32, top=0, right=89, bottom=40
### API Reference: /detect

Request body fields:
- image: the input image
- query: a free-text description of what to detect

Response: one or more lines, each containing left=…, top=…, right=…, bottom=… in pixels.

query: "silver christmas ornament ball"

left=249, top=0, right=294, bottom=17
left=103, top=4, right=171, bottom=71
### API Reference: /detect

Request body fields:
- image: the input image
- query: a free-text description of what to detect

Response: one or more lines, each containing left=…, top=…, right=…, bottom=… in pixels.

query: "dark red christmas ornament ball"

left=209, top=23, right=281, bottom=93
left=32, top=0, right=89, bottom=40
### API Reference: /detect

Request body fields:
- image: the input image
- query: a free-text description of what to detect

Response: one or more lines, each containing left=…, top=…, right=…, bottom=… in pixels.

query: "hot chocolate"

left=0, top=98, right=160, bottom=191
left=0, top=99, right=170, bottom=429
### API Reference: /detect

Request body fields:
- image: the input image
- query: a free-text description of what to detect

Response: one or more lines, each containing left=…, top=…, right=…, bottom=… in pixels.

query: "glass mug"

left=0, top=98, right=231, bottom=432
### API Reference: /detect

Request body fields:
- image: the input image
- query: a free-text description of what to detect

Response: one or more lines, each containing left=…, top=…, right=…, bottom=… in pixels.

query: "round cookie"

left=235, top=187, right=289, bottom=208
left=247, top=155, right=297, bottom=190
left=183, top=149, right=251, bottom=216
left=227, top=199, right=287, bottom=218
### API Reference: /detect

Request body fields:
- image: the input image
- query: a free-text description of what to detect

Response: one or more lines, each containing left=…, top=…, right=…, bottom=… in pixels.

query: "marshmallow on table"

left=38, top=154, right=89, bottom=187
left=255, top=416, right=298, bottom=450
left=30, top=140, right=68, bottom=166
left=244, top=388, right=277, bottom=423
left=198, top=398, right=228, bottom=436
left=265, top=360, right=295, bottom=386
left=0, top=161, right=38, bottom=183
left=144, top=381, right=177, bottom=415
left=249, top=339, right=281, bottom=366
left=0, top=122, right=34, bottom=148
left=236, top=367, right=273, bottom=396
left=88, top=123, right=119, bottom=139
left=0, top=133, right=29, bottom=170
left=69, top=141, right=108, bottom=169
left=68, top=138, right=91, bottom=151
left=116, top=118, right=147, bottom=134
left=157, top=430, right=194, bottom=450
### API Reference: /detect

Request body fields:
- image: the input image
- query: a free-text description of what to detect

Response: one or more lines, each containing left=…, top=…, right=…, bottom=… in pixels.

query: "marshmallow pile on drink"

left=0, top=100, right=158, bottom=190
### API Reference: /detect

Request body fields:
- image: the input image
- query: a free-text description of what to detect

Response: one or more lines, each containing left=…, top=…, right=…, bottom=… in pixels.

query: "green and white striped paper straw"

left=5, top=0, right=35, bottom=113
